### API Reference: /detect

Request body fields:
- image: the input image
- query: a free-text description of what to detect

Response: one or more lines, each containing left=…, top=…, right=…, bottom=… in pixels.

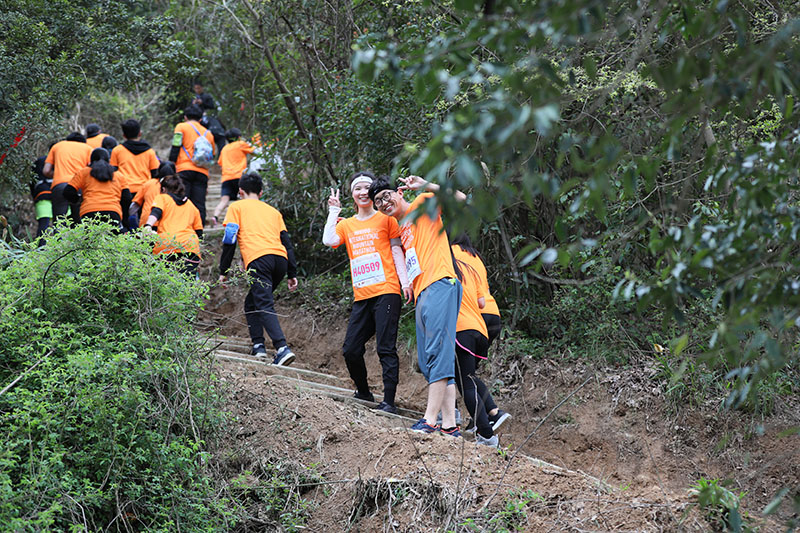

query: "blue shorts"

left=220, top=178, right=240, bottom=199
left=415, top=278, right=462, bottom=384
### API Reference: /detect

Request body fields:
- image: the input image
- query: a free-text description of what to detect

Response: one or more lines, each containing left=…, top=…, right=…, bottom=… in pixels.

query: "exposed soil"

left=194, top=175, right=797, bottom=531
left=196, top=261, right=798, bottom=532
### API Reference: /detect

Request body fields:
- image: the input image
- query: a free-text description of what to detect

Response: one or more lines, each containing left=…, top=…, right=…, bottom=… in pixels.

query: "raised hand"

left=328, top=187, right=341, bottom=208
left=398, top=175, right=427, bottom=191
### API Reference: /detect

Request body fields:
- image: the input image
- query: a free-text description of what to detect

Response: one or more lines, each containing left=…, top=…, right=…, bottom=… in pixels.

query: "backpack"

left=182, top=122, right=214, bottom=168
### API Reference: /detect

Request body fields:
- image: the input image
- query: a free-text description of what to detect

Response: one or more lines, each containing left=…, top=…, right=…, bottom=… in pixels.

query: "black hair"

left=225, top=128, right=242, bottom=141
left=101, top=136, right=118, bottom=151
left=451, top=233, right=481, bottom=259
left=350, top=170, right=375, bottom=190
left=89, top=148, right=115, bottom=182
left=121, top=119, right=141, bottom=139
left=85, top=124, right=101, bottom=137
left=239, top=172, right=263, bottom=195
left=184, top=105, right=203, bottom=120
left=157, top=161, right=176, bottom=180
left=160, top=175, right=186, bottom=197
left=367, top=175, right=396, bottom=203
left=66, top=132, right=86, bottom=143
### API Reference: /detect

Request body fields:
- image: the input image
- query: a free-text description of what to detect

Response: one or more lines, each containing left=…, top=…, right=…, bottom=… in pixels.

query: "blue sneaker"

left=440, top=426, right=462, bottom=438
left=251, top=343, right=268, bottom=357
left=273, top=346, right=295, bottom=366
left=373, top=401, right=397, bottom=414
left=409, top=418, right=439, bottom=434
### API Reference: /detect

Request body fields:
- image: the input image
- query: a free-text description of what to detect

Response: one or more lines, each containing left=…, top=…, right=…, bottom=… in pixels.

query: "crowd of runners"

left=29, top=87, right=511, bottom=447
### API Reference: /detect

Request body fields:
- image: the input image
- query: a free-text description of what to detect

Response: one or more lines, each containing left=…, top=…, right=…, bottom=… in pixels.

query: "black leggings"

left=455, top=330, right=497, bottom=439
left=165, top=252, right=200, bottom=277
left=482, top=313, right=501, bottom=346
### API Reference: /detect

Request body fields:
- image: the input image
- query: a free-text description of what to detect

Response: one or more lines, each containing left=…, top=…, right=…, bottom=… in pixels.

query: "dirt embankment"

left=195, top=198, right=797, bottom=531
left=196, top=273, right=796, bottom=531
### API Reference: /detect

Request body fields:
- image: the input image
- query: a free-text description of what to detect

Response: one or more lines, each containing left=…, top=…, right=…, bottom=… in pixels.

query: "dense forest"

left=1, top=0, right=799, bottom=531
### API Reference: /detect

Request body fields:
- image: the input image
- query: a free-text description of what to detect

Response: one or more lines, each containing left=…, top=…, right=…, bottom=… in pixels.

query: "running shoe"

left=251, top=343, right=268, bottom=357
left=440, top=426, right=462, bottom=438
left=475, top=433, right=499, bottom=448
left=273, top=346, right=295, bottom=366
left=353, top=390, right=376, bottom=402
left=463, top=418, right=476, bottom=436
left=373, top=401, right=398, bottom=414
left=409, top=418, right=439, bottom=434
left=489, top=410, right=512, bottom=434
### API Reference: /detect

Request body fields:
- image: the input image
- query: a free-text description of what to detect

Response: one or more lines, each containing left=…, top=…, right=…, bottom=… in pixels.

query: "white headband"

left=350, top=175, right=373, bottom=191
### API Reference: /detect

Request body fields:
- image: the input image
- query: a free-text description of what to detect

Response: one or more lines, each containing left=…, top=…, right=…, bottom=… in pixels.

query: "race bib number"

left=405, top=247, right=422, bottom=283
left=351, top=252, right=386, bottom=288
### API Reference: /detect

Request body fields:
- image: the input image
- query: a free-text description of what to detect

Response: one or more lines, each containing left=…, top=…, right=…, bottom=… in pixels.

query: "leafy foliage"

left=352, top=0, right=800, bottom=407
left=0, top=223, right=232, bottom=530
left=0, top=0, right=194, bottom=191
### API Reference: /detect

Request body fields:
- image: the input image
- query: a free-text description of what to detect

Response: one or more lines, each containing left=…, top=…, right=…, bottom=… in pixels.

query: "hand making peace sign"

left=328, top=187, right=341, bottom=208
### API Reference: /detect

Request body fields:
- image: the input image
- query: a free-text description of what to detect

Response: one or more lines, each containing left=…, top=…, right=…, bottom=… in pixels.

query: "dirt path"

left=198, top=173, right=796, bottom=531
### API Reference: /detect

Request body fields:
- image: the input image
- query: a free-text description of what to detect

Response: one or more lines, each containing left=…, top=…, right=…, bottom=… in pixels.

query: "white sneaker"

left=475, top=433, right=499, bottom=448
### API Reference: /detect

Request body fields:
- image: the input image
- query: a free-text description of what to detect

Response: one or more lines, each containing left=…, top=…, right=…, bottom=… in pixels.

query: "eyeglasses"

left=373, top=190, right=394, bottom=208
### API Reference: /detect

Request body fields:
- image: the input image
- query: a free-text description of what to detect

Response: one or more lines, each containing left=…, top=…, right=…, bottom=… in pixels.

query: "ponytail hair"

left=89, top=148, right=114, bottom=182
left=451, top=233, right=481, bottom=259
left=160, top=175, right=186, bottom=197
left=157, top=161, right=177, bottom=180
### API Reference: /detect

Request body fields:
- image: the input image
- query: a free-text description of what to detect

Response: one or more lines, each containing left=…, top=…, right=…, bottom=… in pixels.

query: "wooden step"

left=215, top=350, right=349, bottom=386
left=266, top=374, right=425, bottom=420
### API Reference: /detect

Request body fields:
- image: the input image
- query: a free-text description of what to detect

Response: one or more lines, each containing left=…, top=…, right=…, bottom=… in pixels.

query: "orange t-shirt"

left=133, top=179, right=161, bottom=226
left=222, top=198, right=287, bottom=269
left=218, top=141, right=254, bottom=182
left=334, top=212, right=401, bottom=301
left=151, top=193, right=202, bottom=256
left=45, top=141, right=93, bottom=186
left=399, top=192, right=456, bottom=297
left=86, top=133, right=108, bottom=150
left=174, top=120, right=214, bottom=175
left=453, top=245, right=489, bottom=337
left=110, top=145, right=160, bottom=194
left=483, top=289, right=500, bottom=317
left=68, top=167, right=124, bottom=217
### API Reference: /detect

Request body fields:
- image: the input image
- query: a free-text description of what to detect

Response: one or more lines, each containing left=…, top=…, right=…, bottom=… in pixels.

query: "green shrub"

left=0, top=222, right=232, bottom=531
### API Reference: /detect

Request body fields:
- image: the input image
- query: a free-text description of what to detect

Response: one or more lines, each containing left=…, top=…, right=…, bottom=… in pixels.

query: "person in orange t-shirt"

left=211, top=128, right=254, bottom=226
left=43, top=132, right=93, bottom=224
left=322, top=171, right=411, bottom=413
left=63, top=148, right=131, bottom=228
left=451, top=237, right=510, bottom=448
left=218, top=172, right=299, bottom=367
left=85, top=124, right=108, bottom=150
left=368, top=175, right=466, bottom=436
left=110, top=119, right=160, bottom=202
left=131, top=161, right=174, bottom=228
left=144, top=175, right=203, bottom=277
left=168, top=105, right=215, bottom=224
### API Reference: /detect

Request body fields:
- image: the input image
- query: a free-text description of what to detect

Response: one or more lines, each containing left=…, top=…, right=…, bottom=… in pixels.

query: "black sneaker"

left=251, top=343, right=268, bottom=357
left=489, top=410, right=511, bottom=434
left=353, top=390, right=375, bottom=402
left=373, top=401, right=398, bottom=414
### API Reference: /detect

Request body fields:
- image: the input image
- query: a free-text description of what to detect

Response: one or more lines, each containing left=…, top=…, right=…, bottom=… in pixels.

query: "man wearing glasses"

left=369, top=175, right=466, bottom=437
